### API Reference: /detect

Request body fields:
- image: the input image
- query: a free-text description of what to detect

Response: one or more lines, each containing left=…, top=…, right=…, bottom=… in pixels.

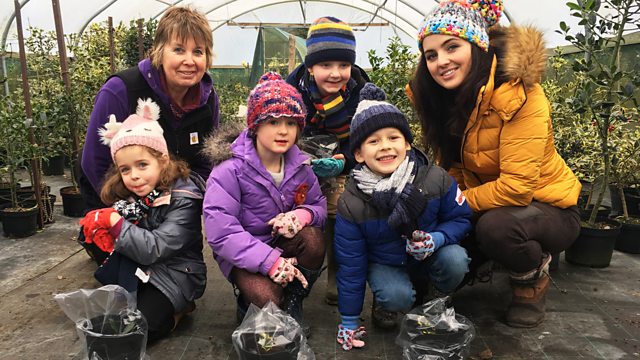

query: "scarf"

left=352, top=150, right=428, bottom=229
left=300, top=70, right=357, bottom=140
left=113, top=189, right=162, bottom=222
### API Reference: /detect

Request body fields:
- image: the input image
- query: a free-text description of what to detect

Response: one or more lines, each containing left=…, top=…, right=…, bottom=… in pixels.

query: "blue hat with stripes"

left=305, top=16, right=356, bottom=67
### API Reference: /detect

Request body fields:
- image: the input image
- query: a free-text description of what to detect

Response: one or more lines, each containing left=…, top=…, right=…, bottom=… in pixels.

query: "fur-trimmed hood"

left=201, top=119, right=246, bottom=166
left=490, top=25, right=547, bottom=88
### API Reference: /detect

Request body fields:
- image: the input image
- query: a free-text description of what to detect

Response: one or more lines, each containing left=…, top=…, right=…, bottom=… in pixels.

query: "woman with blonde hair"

left=80, top=6, right=219, bottom=211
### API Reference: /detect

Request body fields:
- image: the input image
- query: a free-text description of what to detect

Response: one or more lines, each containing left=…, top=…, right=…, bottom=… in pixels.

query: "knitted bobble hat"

left=305, top=16, right=356, bottom=67
left=417, top=0, right=503, bottom=52
left=349, top=83, right=413, bottom=154
left=99, top=98, right=168, bottom=160
left=246, top=72, right=306, bottom=134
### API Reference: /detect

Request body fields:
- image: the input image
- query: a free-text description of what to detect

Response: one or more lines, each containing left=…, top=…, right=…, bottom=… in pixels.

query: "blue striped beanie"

left=305, top=16, right=356, bottom=67
left=349, top=83, right=413, bottom=154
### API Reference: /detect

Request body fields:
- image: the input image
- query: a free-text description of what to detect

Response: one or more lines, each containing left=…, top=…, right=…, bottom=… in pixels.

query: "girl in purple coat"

left=203, top=73, right=327, bottom=330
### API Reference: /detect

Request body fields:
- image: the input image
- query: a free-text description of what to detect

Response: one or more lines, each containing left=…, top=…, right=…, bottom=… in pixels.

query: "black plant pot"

left=60, top=186, right=85, bottom=217
left=0, top=206, right=39, bottom=238
left=614, top=221, right=640, bottom=254
left=566, top=218, right=621, bottom=268
left=42, top=155, right=65, bottom=176
left=80, top=315, right=146, bottom=360
left=235, top=332, right=299, bottom=360
left=624, top=193, right=640, bottom=217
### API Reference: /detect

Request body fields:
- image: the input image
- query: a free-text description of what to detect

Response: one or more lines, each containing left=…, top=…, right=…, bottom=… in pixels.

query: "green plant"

left=121, top=18, right=157, bottom=68
left=217, top=82, right=250, bottom=125
left=367, top=36, right=419, bottom=137
left=608, top=108, right=640, bottom=219
left=557, top=0, right=640, bottom=226
left=0, top=95, right=38, bottom=209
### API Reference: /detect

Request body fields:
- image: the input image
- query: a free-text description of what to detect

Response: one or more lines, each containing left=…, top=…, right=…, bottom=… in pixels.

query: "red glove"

left=80, top=208, right=118, bottom=252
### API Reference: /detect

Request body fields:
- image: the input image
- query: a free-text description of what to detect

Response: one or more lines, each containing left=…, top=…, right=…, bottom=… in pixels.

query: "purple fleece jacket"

left=81, top=59, right=218, bottom=191
left=203, top=129, right=327, bottom=280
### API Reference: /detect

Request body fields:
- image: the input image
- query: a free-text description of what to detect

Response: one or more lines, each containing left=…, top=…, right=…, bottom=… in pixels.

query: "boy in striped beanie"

left=286, top=16, right=372, bottom=307
left=333, top=83, right=472, bottom=350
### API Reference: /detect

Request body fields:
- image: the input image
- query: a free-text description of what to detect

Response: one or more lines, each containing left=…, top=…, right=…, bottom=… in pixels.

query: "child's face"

left=354, top=127, right=411, bottom=176
left=309, top=61, right=352, bottom=97
left=114, top=145, right=168, bottom=197
left=421, top=34, right=472, bottom=90
left=255, top=117, right=299, bottom=158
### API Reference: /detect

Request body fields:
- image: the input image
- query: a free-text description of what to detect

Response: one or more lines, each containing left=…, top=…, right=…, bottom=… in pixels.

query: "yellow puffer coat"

left=450, top=25, right=581, bottom=212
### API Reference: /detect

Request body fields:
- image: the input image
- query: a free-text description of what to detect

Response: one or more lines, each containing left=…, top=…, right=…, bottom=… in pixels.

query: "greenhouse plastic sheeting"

left=0, top=0, right=603, bottom=66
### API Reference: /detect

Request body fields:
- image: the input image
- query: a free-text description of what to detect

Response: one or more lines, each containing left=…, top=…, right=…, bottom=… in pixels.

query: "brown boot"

left=506, top=274, right=549, bottom=328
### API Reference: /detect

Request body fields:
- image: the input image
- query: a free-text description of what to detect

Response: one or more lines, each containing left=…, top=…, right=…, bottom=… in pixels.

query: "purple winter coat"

left=203, top=129, right=326, bottom=280
left=81, top=58, right=219, bottom=191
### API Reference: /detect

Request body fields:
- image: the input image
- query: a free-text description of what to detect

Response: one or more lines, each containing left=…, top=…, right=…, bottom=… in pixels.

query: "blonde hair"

left=100, top=146, right=190, bottom=205
left=149, top=6, right=213, bottom=69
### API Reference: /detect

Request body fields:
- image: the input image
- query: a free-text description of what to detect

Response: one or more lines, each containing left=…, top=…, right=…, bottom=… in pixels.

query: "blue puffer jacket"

left=334, top=152, right=472, bottom=317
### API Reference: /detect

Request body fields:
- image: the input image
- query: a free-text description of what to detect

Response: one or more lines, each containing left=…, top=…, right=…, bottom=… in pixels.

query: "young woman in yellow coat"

left=408, top=0, right=581, bottom=328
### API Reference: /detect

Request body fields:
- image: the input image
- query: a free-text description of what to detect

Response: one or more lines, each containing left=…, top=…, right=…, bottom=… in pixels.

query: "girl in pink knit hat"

left=79, top=98, right=207, bottom=343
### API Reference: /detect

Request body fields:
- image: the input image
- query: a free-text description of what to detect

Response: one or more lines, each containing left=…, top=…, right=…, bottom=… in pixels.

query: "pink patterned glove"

left=337, top=325, right=367, bottom=351
left=267, top=209, right=311, bottom=238
left=406, top=230, right=435, bottom=261
left=267, top=257, right=308, bottom=288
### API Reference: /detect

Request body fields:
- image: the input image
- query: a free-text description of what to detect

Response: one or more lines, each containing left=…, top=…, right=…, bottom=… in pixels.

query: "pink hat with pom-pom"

left=99, top=98, right=168, bottom=160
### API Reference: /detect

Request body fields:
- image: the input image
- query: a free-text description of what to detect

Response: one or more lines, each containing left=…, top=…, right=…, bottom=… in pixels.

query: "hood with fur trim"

left=489, top=25, right=547, bottom=89
left=201, top=119, right=246, bottom=166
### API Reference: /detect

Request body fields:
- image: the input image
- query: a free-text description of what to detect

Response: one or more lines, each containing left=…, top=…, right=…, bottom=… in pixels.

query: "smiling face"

left=255, top=116, right=299, bottom=160
left=114, top=145, right=168, bottom=197
left=422, top=34, right=473, bottom=90
left=309, top=61, right=352, bottom=97
left=354, top=127, right=411, bottom=176
left=160, top=35, right=207, bottom=95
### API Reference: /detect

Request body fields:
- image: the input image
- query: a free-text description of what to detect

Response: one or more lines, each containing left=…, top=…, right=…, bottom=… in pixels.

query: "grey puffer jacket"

left=113, top=174, right=207, bottom=312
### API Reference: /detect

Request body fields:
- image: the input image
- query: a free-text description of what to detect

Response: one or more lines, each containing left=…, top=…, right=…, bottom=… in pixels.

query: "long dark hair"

left=410, top=43, right=501, bottom=170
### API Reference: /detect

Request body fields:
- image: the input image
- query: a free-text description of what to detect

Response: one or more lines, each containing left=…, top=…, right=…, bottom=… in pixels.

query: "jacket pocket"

left=168, top=260, right=207, bottom=301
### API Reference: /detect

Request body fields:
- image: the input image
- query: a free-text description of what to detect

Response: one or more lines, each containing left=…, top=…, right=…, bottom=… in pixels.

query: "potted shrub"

left=557, top=0, right=639, bottom=267
left=609, top=120, right=640, bottom=253
left=79, top=310, right=147, bottom=360
left=0, top=95, right=40, bottom=237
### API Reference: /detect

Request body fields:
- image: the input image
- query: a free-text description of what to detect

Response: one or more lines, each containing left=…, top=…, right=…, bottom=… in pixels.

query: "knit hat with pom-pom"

left=99, top=98, right=168, bottom=160
left=417, top=0, right=503, bottom=52
left=349, top=83, right=413, bottom=154
left=246, top=71, right=306, bottom=134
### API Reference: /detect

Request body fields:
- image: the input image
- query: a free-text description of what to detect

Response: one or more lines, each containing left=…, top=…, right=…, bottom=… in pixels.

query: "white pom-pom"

left=99, top=114, right=122, bottom=145
left=136, top=98, right=160, bottom=121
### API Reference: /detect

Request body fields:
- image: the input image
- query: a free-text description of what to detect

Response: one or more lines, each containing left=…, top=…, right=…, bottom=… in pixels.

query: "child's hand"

left=406, top=230, right=436, bottom=261
left=311, top=155, right=345, bottom=178
left=336, top=324, right=366, bottom=351
left=80, top=208, right=117, bottom=232
left=268, top=257, right=308, bottom=288
left=268, top=210, right=309, bottom=238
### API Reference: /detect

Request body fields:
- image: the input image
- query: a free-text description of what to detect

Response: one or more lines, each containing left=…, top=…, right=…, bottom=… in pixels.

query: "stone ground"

left=0, top=171, right=639, bottom=360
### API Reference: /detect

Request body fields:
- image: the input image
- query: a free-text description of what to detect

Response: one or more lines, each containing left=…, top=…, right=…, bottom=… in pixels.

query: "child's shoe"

left=371, top=299, right=398, bottom=329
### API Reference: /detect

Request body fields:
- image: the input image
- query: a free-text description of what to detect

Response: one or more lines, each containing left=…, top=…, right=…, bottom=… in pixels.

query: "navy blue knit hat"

left=305, top=16, right=356, bottom=67
left=349, top=83, right=413, bottom=154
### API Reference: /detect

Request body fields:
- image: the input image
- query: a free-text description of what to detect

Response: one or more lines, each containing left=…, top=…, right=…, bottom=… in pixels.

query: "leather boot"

left=282, top=265, right=322, bottom=336
left=506, top=253, right=552, bottom=328
left=371, top=298, right=398, bottom=330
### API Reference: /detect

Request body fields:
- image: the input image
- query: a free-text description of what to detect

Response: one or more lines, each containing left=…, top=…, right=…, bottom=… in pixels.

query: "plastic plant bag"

left=54, top=284, right=149, bottom=360
left=299, top=133, right=340, bottom=160
left=232, top=301, right=315, bottom=360
left=396, top=297, right=475, bottom=360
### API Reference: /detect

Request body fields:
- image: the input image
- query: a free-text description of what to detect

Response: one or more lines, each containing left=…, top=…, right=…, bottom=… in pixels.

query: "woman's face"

left=421, top=35, right=472, bottom=90
left=161, top=35, right=207, bottom=94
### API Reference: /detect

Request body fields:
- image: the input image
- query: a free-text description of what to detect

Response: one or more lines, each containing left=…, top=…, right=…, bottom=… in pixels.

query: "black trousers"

left=137, top=282, right=175, bottom=343
left=465, top=201, right=580, bottom=274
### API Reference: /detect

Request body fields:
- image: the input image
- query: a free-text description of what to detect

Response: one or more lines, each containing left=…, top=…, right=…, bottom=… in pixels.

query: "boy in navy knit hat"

left=333, top=83, right=472, bottom=351
left=286, top=16, right=371, bottom=306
